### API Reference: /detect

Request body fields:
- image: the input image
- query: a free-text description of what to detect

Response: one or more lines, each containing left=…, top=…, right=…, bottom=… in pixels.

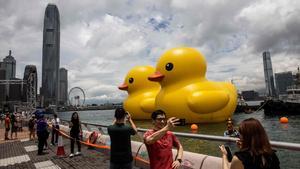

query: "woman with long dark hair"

left=219, top=118, right=280, bottom=169
left=69, top=112, right=82, bottom=157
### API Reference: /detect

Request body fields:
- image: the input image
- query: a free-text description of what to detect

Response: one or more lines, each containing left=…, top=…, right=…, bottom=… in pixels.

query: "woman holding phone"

left=219, top=118, right=280, bottom=169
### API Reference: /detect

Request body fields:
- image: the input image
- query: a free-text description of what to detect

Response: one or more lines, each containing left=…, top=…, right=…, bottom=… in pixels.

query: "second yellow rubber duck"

left=119, top=66, right=160, bottom=119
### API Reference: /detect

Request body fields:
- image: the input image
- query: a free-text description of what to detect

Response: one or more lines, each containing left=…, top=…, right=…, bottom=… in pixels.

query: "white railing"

left=60, top=119, right=300, bottom=151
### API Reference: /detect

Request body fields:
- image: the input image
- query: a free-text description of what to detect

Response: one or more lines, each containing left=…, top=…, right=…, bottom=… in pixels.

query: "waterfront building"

left=0, top=67, right=6, bottom=110
left=241, top=90, right=260, bottom=101
left=275, top=71, right=294, bottom=95
left=0, top=63, right=5, bottom=80
left=59, top=68, right=68, bottom=106
left=262, top=51, right=276, bottom=97
left=2, top=50, right=16, bottom=80
left=8, top=78, right=23, bottom=102
left=0, top=50, right=17, bottom=111
left=41, top=4, right=60, bottom=107
left=0, top=62, right=5, bottom=70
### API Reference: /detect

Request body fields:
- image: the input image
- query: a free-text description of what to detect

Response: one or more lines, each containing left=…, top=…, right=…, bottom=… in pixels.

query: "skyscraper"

left=275, top=71, right=294, bottom=95
left=0, top=63, right=6, bottom=107
left=59, top=68, right=68, bottom=106
left=263, top=51, right=276, bottom=97
left=41, top=4, right=60, bottom=107
left=3, top=50, right=16, bottom=80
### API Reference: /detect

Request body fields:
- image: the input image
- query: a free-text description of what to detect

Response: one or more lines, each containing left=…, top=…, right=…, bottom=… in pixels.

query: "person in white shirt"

left=51, top=113, right=60, bottom=145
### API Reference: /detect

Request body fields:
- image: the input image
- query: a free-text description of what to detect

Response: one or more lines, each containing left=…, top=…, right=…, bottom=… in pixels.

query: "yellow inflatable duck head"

left=119, top=66, right=160, bottom=119
left=149, top=47, right=237, bottom=123
left=148, top=47, right=207, bottom=87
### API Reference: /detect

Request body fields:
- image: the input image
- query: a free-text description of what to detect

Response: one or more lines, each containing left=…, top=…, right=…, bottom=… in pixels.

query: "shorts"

left=5, top=128, right=10, bottom=132
left=11, top=126, right=17, bottom=132
left=29, top=128, right=35, bottom=133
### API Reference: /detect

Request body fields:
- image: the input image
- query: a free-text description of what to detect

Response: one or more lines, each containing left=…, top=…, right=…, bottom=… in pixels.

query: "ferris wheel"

left=68, top=87, right=86, bottom=106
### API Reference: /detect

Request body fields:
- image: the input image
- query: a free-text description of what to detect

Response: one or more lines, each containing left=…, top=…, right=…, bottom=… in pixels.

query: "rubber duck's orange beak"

left=148, top=71, right=164, bottom=82
left=118, top=83, right=128, bottom=90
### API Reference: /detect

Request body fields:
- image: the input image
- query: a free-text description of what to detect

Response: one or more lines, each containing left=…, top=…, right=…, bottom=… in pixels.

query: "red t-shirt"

left=5, top=117, right=10, bottom=128
left=144, top=129, right=180, bottom=169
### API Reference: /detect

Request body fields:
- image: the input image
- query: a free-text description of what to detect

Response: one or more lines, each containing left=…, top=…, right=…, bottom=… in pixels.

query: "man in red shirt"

left=144, top=110, right=183, bottom=169
left=4, top=112, right=11, bottom=140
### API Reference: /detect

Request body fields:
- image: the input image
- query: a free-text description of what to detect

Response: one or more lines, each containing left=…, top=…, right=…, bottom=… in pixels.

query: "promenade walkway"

left=0, top=127, right=138, bottom=169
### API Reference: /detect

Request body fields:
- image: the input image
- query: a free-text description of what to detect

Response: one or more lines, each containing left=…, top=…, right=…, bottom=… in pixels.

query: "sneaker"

left=37, top=152, right=48, bottom=155
left=75, top=152, right=81, bottom=156
left=69, top=153, right=74, bottom=158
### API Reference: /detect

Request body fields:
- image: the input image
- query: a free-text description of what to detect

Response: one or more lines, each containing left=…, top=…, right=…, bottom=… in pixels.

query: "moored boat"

left=263, top=67, right=300, bottom=116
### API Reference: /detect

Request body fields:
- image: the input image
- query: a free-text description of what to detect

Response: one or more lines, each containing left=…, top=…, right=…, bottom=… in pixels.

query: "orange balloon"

left=280, top=117, right=288, bottom=123
left=191, top=124, right=198, bottom=130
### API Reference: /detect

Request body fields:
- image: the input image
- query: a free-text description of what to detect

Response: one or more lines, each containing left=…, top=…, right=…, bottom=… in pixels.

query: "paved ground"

left=0, top=125, right=139, bottom=169
left=0, top=126, right=31, bottom=144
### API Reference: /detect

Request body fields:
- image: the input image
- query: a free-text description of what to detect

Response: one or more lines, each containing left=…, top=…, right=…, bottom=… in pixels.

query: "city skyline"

left=0, top=0, right=300, bottom=104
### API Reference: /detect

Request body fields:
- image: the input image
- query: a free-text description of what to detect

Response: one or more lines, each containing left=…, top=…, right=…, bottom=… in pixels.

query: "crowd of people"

left=1, top=108, right=280, bottom=169
left=3, top=112, right=24, bottom=140
left=107, top=108, right=280, bottom=169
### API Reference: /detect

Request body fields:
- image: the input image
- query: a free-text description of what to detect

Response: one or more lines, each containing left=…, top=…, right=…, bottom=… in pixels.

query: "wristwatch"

left=176, top=159, right=182, bottom=163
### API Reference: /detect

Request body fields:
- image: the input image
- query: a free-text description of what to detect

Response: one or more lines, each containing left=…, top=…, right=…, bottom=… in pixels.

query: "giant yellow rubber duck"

left=119, top=66, right=160, bottom=119
left=148, top=47, right=237, bottom=123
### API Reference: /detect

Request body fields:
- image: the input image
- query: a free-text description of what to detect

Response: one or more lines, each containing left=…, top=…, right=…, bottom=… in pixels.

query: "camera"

left=175, top=118, right=186, bottom=126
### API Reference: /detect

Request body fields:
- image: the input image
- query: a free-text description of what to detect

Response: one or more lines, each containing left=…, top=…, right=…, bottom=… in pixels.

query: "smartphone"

left=125, top=112, right=129, bottom=117
left=225, top=146, right=233, bottom=162
left=175, top=119, right=186, bottom=126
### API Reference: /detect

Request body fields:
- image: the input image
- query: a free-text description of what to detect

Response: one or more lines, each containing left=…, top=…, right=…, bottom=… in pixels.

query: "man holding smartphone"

left=108, top=108, right=137, bottom=169
left=144, top=110, right=183, bottom=169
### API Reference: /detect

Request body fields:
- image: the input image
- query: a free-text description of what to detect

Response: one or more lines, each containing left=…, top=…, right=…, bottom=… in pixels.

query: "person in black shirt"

left=219, top=118, right=280, bottom=169
left=108, top=108, right=137, bottom=169
left=69, top=112, right=82, bottom=157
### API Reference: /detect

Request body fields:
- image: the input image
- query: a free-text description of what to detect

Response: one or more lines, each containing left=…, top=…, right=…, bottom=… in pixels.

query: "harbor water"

left=58, top=110, right=300, bottom=169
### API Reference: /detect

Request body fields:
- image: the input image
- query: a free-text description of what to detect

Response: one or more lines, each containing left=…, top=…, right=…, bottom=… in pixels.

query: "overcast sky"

left=0, top=0, right=299, bottom=104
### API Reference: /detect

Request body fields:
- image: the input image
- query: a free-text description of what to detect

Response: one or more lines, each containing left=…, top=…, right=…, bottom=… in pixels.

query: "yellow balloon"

left=119, top=66, right=160, bottom=119
left=148, top=47, right=237, bottom=123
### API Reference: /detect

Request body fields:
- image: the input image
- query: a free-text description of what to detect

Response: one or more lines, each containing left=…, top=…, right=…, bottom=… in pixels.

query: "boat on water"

left=235, top=95, right=260, bottom=114
left=262, top=67, right=300, bottom=116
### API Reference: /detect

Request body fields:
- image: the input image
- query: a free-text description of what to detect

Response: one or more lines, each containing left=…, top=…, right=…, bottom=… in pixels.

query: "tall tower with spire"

left=41, top=4, right=60, bottom=107
left=3, top=50, right=16, bottom=80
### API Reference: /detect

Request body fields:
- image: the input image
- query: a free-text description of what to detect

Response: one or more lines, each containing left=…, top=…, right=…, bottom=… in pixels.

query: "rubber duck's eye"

left=129, top=78, right=134, bottom=84
left=165, top=63, right=174, bottom=71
